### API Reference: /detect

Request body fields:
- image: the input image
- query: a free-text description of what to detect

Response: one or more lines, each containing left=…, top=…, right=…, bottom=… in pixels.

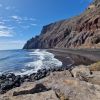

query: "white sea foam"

left=19, top=49, right=63, bottom=75
left=0, top=49, right=62, bottom=76
left=15, top=69, right=37, bottom=76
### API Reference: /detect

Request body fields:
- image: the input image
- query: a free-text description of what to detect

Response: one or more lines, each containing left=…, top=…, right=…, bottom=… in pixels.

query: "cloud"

left=0, top=4, right=3, bottom=7
left=2, top=19, right=10, bottom=22
left=11, top=15, right=22, bottom=21
left=11, top=15, right=37, bottom=29
left=11, top=15, right=36, bottom=22
left=22, top=25, right=30, bottom=29
left=0, top=40, right=26, bottom=45
left=5, top=6, right=11, bottom=10
left=0, top=30, right=13, bottom=37
left=5, top=6, right=16, bottom=10
left=0, top=40, right=25, bottom=44
left=0, top=22, right=5, bottom=25
left=0, top=25, right=14, bottom=30
left=0, top=40, right=25, bottom=50
left=0, top=25, right=14, bottom=37
left=31, top=23, right=37, bottom=26
left=9, top=40, right=25, bottom=44
left=23, top=17, right=36, bottom=21
left=0, top=25, right=8, bottom=29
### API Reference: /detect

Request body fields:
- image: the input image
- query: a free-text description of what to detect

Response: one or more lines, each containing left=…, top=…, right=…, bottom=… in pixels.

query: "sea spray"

left=0, top=49, right=62, bottom=75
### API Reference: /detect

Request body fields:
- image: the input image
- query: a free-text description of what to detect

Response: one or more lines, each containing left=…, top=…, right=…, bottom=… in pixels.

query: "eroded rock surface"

left=23, top=0, right=100, bottom=49
left=0, top=63, right=100, bottom=100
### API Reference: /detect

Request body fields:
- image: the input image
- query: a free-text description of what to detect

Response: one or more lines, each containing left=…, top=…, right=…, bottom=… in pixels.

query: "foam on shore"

left=15, top=49, right=62, bottom=75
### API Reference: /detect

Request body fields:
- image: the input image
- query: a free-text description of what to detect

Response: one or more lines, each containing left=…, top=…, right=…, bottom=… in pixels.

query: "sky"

left=0, top=0, right=93, bottom=50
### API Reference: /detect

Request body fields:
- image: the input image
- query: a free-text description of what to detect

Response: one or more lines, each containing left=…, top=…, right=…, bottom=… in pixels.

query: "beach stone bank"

left=0, top=66, right=70, bottom=94
left=0, top=73, right=21, bottom=94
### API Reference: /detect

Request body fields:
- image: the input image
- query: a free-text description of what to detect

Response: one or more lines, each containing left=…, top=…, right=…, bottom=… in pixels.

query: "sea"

left=0, top=49, right=62, bottom=75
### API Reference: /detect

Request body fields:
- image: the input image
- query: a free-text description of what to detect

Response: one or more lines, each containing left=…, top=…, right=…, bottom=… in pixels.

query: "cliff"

left=23, top=0, right=100, bottom=49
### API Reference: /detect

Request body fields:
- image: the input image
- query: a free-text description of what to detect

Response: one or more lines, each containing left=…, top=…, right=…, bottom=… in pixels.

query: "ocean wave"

left=0, top=49, right=62, bottom=76
left=23, top=49, right=62, bottom=75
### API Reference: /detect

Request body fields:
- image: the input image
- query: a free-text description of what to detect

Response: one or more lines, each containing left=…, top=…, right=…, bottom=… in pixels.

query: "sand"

left=48, top=48, right=100, bottom=67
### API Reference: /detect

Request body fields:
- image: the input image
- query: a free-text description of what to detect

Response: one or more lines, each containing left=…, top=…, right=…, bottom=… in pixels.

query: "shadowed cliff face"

left=23, top=0, right=100, bottom=49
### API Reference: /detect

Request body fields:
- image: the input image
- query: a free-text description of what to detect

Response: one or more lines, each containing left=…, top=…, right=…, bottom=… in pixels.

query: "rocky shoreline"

left=0, top=49, right=100, bottom=95
left=0, top=61, right=100, bottom=100
left=0, top=64, right=73, bottom=94
left=0, top=49, right=100, bottom=100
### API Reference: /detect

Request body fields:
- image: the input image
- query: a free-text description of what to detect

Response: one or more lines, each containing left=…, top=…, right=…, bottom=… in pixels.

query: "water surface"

left=0, top=49, right=62, bottom=75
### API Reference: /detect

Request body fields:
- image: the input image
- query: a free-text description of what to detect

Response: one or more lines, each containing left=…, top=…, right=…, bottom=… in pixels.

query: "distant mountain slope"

left=23, top=0, right=100, bottom=49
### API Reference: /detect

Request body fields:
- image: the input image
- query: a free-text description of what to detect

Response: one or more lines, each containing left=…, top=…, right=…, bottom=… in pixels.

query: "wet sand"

left=48, top=48, right=100, bottom=67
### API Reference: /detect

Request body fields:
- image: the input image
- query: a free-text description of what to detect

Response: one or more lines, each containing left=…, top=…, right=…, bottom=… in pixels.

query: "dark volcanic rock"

left=23, top=0, right=100, bottom=49
left=0, top=66, right=68, bottom=93
left=0, top=73, right=21, bottom=94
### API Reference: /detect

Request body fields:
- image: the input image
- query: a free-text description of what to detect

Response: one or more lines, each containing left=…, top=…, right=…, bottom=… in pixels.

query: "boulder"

left=71, top=65, right=91, bottom=79
left=0, top=69, right=100, bottom=100
left=71, top=65, right=100, bottom=85
left=53, top=78, right=100, bottom=100
left=0, top=74, right=21, bottom=94
left=88, top=71, right=100, bottom=85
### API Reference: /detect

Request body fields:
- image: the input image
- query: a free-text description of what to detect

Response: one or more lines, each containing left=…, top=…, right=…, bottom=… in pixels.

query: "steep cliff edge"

left=23, top=0, right=100, bottom=49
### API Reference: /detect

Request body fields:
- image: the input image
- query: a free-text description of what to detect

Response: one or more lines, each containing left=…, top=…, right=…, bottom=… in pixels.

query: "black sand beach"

left=48, top=49, right=100, bottom=67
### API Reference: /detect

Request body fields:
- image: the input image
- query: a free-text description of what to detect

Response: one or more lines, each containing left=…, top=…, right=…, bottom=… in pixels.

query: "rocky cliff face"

left=23, top=0, right=100, bottom=49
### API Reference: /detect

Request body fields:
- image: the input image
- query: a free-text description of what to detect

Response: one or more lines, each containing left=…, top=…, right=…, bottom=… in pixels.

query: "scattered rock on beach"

left=0, top=73, right=21, bottom=94
left=0, top=63, right=100, bottom=100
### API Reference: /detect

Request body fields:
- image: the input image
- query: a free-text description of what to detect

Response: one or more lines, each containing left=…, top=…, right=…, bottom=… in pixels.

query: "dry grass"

left=89, top=61, right=100, bottom=71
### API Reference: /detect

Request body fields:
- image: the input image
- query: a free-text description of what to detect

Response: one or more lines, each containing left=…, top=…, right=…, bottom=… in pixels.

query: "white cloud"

left=0, top=4, right=3, bottom=7
left=2, top=19, right=10, bottom=22
left=31, top=23, right=37, bottom=26
left=11, top=15, right=37, bottom=29
left=11, top=15, right=36, bottom=22
left=0, top=30, right=13, bottom=37
left=22, top=25, right=30, bottom=29
left=9, top=40, right=25, bottom=44
left=0, top=22, right=5, bottom=25
left=0, top=25, right=14, bottom=37
left=0, top=25, right=14, bottom=30
left=0, top=40, right=25, bottom=44
left=5, top=6, right=16, bottom=10
left=0, top=40, right=25, bottom=50
left=22, top=24, right=37, bottom=29
left=23, top=17, right=36, bottom=21
left=30, top=18, right=36, bottom=21
left=5, top=6, right=11, bottom=10
left=0, top=25, right=8, bottom=29
left=11, top=15, right=22, bottom=21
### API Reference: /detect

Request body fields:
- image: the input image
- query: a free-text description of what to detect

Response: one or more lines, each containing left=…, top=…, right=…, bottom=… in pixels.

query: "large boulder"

left=0, top=69, right=100, bottom=100
left=71, top=65, right=91, bottom=79
left=71, top=65, right=100, bottom=85
left=53, top=78, right=100, bottom=100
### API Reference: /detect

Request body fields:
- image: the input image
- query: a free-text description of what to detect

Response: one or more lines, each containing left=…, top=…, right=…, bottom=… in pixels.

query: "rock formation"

left=0, top=62, right=100, bottom=100
left=23, top=0, right=100, bottom=49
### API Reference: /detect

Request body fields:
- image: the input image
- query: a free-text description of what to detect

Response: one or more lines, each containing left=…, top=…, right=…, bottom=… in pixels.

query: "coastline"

left=48, top=48, right=100, bottom=67
left=0, top=49, right=100, bottom=94
left=0, top=49, right=100, bottom=100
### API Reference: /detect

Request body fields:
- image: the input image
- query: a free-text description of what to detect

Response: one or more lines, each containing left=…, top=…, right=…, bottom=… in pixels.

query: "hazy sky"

left=0, top=0, right=93, bottom=50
